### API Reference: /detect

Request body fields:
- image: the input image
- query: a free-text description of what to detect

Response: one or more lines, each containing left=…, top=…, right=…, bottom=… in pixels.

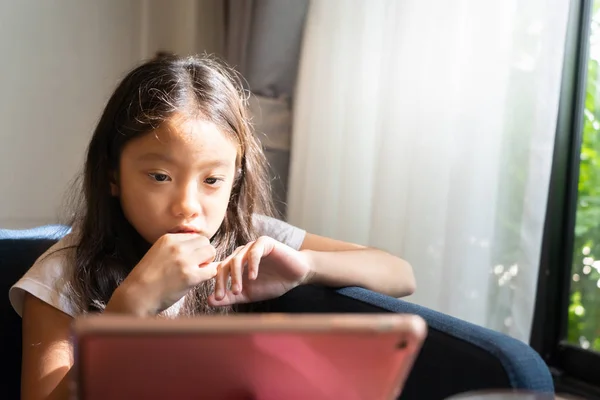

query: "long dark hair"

left=66, top=54, right=275, bottom=315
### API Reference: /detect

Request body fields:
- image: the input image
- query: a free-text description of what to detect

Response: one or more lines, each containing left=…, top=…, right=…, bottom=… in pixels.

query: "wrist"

left=299, top=249, right=319, bottom=285
left=105, top=282, right=156, bottom=317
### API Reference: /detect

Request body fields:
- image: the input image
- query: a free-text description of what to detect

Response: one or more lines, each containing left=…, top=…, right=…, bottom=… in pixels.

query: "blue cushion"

left=0, top=224, right=70, bottom=240
left=1, top=225, right=70, bottom=400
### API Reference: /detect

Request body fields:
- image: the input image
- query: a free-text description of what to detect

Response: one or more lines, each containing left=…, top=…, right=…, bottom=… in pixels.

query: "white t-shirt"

left=9, top=215, right=306, bottom=318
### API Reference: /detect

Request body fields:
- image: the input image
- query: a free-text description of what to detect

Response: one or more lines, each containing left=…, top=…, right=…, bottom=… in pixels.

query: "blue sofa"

left=1, top=226, right=554, bottom=399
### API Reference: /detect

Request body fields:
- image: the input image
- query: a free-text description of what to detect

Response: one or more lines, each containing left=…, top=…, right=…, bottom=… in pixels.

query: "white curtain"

left=287, top=0, right=570, bottom=342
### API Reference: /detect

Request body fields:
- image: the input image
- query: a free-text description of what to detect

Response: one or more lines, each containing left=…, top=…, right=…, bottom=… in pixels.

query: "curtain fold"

left=223, top=0, right=308, bottom=217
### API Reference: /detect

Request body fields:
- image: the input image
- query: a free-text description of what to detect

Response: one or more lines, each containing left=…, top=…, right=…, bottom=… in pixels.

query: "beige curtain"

left=288, top=0, right=570, bottom=342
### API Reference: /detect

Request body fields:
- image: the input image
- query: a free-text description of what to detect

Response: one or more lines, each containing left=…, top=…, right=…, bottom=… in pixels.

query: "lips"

left=170, top=226, right=202, bottom=234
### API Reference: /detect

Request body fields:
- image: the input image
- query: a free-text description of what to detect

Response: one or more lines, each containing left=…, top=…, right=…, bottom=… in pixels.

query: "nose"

left=171, top=182, right=202, bottom=218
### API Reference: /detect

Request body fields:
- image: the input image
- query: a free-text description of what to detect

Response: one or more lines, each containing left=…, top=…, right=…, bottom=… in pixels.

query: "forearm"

left=302, top=248, right=415, bottom=297
left=22, top=366, right=74, bottom=400
left=45, top=371, right=73, bottom=400
left=105, top=283, right=157, bottom=317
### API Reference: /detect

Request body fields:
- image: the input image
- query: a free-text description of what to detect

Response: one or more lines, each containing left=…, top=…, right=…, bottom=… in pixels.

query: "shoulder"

left=9, top=232, right=79, bottom=318
left=252, top=214, right=306, bottom=250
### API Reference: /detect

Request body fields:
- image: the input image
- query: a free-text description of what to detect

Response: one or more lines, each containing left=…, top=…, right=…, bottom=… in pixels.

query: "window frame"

left=530, top=0, right=600, bottom=397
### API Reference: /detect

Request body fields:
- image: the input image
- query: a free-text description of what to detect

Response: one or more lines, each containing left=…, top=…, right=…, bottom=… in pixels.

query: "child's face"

left=114, top=113, right=239, bottom=244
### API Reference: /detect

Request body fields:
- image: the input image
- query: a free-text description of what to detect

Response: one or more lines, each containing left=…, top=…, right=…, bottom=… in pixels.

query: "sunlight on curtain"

left=287, top=0, right=569, bottom=342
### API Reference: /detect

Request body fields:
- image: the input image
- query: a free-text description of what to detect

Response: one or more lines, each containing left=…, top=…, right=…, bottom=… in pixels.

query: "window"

left=568, top=0, right=600, bottom=355
left=531, top=0, right=600, bottom=397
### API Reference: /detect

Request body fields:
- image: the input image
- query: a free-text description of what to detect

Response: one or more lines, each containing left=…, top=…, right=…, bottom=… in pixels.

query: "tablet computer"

left=72, top=313, right=427, bottom=400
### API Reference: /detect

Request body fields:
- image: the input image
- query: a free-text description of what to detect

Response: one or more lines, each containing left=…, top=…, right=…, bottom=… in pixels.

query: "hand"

left=207, top=236, right=313, bottom=307
left=112, top=234, right=218, bottom=315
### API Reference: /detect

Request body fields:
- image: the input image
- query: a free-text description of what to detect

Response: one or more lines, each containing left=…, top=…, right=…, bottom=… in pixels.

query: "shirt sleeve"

left=252, top=214, right=307, bottom=250
left=8, top=234, right=79, bottom=318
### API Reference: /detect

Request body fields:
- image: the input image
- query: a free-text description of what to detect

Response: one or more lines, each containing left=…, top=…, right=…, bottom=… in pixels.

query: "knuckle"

left=250, top=249, right=262, bottom=261
left=173, top=257, right=186, bottom=269
left=161, top=234, right=174, bottom=245
left=169, top=243, right=182, bottom=257
left=257, top=236, right=270, bottom=244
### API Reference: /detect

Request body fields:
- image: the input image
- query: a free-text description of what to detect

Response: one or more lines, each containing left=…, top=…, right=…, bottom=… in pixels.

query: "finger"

left=230, top=245, right=252, bottom=294
left=208, top=289, right=249, bottom=308
left=195, top=261, right=218, bottom=282
left=193, top=244, right=216, bottom=265
left=214, top=263, right=229, bottom=300
left=180, top=235, right=212, bottom=250
left=164, top=232, right=205, bottom=243
left=216, top=245, right=244, bottom=265
left=213, top=245, right=245, bottom=299
left=247, top=240, right=264, bottom=280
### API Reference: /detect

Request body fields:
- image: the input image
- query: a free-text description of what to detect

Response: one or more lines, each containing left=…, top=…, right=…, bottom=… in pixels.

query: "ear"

left=109, top=171, right=120, bottom=196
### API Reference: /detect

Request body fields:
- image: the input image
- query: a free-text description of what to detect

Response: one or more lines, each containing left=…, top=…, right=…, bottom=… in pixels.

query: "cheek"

left=208, top=184, right=235, bottom=217
left=119, top=173, right=141, bottom=203
left=119, top=175, right=163, bottom=214
left=210, top=186, right=234, bottom=212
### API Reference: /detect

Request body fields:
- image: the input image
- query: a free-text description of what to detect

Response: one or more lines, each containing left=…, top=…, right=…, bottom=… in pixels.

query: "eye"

left=204, top=177, right=223, bottom=186
left=148, top=173, right=171, bottom=182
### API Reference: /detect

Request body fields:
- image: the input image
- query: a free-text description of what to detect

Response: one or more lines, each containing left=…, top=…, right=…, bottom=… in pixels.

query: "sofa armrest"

left=244, top=285, right=554, bottom=400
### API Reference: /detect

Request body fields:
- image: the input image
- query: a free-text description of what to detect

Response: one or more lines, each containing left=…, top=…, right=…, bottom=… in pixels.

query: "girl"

left=9, top=54, right=415, bottom=400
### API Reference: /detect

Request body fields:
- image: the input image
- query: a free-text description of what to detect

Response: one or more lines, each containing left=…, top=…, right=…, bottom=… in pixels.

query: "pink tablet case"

left=74, top=314, right=426, bottom=400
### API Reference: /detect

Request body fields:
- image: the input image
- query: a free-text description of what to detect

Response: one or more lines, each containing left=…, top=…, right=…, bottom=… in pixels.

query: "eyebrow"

left=136, top=152, right=231, bottom=168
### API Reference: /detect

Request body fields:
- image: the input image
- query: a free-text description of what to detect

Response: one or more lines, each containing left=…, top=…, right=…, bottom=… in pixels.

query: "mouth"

left=169, top=226, right=203, bottom=235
